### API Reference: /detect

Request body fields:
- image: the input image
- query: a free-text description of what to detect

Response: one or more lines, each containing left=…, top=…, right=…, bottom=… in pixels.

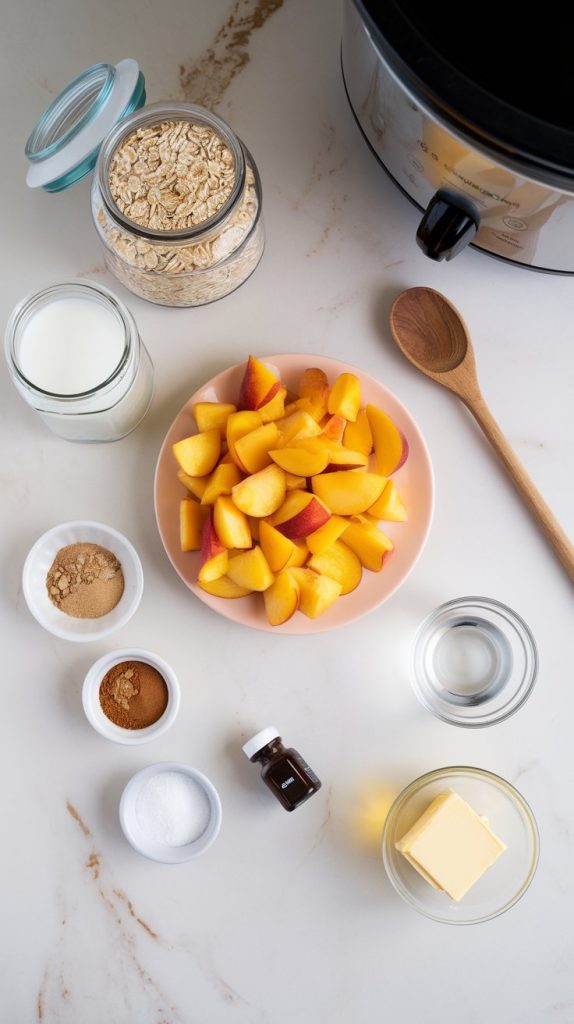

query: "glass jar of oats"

left=25, top=62, right=264, bottom=307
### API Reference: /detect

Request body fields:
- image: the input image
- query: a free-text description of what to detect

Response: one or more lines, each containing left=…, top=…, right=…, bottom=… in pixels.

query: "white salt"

left=135, top=771, right=211, bottom=847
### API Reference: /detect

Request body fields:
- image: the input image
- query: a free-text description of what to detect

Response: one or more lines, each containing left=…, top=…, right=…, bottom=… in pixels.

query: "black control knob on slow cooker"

left=416, top=189, right=479, bottom=261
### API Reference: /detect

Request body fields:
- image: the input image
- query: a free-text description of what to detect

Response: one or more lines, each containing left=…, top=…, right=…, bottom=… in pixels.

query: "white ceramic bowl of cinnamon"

left=82, top=648, right=181, bottom=745
left=22, top=520, right=143, bottom=641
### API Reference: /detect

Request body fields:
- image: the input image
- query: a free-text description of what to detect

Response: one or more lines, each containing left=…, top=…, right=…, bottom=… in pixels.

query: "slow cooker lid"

left=357, top=0, right=574, bottom=187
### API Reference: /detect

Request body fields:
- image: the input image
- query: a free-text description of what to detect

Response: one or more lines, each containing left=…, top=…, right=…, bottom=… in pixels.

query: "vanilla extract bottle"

left=242, top=727, right=322, bottom=811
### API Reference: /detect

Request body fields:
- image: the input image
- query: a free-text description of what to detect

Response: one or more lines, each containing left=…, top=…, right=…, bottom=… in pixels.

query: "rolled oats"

left=108, top=120, right=235, bottom=232
left=93, top=164, right=263, bottom=307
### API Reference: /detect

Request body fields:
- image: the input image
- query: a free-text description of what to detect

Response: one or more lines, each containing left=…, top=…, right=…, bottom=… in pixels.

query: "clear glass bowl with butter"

left=382, top=767, right=539, bottom=924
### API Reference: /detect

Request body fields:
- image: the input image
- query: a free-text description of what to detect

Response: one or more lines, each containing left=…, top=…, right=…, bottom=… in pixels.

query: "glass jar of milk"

left=5, top=281, right=153, bottom=442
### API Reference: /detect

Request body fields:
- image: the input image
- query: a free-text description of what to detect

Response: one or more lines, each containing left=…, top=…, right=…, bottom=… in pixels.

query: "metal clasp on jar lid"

left=25, top=60, right=146, bottom=193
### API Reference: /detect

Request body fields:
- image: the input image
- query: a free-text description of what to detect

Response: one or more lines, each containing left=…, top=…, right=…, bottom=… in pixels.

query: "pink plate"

left=154, top=354, right=434, bottom=633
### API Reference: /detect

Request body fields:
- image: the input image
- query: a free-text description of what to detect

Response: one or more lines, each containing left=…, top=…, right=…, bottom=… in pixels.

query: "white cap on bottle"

left=242, top=727, right=280, bottom=760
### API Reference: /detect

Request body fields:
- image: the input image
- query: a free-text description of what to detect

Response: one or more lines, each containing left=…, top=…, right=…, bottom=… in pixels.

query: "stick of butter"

left=395, top=789, right=506, bottom=901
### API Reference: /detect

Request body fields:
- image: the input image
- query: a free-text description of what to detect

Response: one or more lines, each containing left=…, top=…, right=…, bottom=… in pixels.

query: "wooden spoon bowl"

left=390, top=287, right=574, bottom=582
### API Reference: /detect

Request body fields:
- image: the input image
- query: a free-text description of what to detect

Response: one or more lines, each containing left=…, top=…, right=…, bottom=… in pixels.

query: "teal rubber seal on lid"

left=25, top=59, right=146, bottom=192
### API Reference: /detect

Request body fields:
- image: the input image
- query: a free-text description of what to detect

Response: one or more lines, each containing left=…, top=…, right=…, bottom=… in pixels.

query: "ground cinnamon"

left=99, top=661, right=168, bottom=729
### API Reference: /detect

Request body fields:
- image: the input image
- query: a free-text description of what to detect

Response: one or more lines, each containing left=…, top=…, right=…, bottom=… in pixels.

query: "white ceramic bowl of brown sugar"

left=22, top=520, right=144, bottom=642
left=82, top=648, right=180, bottom=745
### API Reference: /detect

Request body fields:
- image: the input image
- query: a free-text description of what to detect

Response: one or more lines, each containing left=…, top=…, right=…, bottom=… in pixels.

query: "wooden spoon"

left=390, top=286, right=574, bottom=582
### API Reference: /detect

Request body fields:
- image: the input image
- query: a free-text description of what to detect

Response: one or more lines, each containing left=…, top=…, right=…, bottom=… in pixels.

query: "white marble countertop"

left=1, top=2, right=573, bottom=1022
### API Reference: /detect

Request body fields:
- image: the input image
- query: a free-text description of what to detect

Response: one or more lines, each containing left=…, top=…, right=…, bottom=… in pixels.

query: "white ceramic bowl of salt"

left=119, top=762, right=223, bottom=863
left=22, top=519, right=144, bottom=642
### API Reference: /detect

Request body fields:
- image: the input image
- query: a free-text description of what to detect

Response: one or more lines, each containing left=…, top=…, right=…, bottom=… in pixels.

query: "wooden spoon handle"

left=466, top=395, right=574, bottom=581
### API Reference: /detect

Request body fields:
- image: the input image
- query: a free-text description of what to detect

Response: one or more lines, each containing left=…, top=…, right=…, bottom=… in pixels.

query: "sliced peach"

left=239, top=355, right=281, bottom=411
left=341, top=520, right=394, bottom=571
left=323, top=447, right=368, bottom=472
left=198, top=575, right=252, bottom=598
left=299, top=367, right=329, bottom=420
left=259, top=386, right=287, bottom=424
left=284, top=540, right=309, bottom=568
left=269, top=447, right=329, bottom=476
left=327, top=373, right=361, bottom=422
left=201, top=462, right=243, bottom=504
left=308, top=540, right=362, bottom=595
left=368, top=480, right=408, bottom=522
left=366, top=404, right=409, bottom=475
left=312, top=471, right=385, bottom=515
left=343, top=408, right=373, bottom=456
left=226, top=410, right=262, bottom=469
left=248, top=516, right=260, bottom=542
left=263, top=570, right=300, bottom=626
left=275, top=409, right=322, bottom=444
left=284, top=472, right=306, bottom=491
left=213, top=496, right=252, bottom=549
left=228, top=546, right=274, bottom=591
left=259, top=520, right=297, bottom=573
left=173, top=428, right=221, bottom=477
left=319, top=414, right=346, bottom=443
left=193, top=401, right=237, bottom=437
left=198, top=512, right=228, bottom=582
left=289, top=568, right=342, bottom=618
left=180, top=499, right=209, bottom=552
left=269, top=490, right=330, bottom=539
left=177, top=468, right=208, bottom=501
left=234, top=422, right=280, bottom=474
left=232, top=464, right=286, bottom=518
left=306, top=514, right=349, bottom=556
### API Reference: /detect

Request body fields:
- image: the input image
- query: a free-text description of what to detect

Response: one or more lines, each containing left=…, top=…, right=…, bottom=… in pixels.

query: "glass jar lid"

left=25, top=60, right=146, bottom=192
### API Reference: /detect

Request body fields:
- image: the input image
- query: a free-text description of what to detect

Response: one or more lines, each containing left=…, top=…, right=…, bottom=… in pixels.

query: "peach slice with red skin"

left=327, top=373, right=361, bottom=422
left=341, top=520, right=394, bottom=571
left=308, top=540, right=362, bottom=595
left=306, top=514, right=349, bottom=556
left=366, top=404, right=408, bottom=475
left=269, top=447, right=329, bottom=477
left=173, top=428, right=221, bottom=477
left=258, top=386, right=287, bottom=424
left=193, top=402, right=237, bottom=437
left=232, top=464, right=286, bottom=518
left=289, top=568, right=342, bottom=618
left=179, top=499, right=209, bottom=551
left=213, top=496, right=252, bottom=549
left=198, top=512, right=228, bottom=582
left=343, top=408, right=373, bottom=456
left=263, top=570, right=300, bottom=626
left=319, top=414, right=346, bottom=443
left=323, top=448, right=368, bottom=472
left=368, top=480, right=408, bottom=522
left=234, top=422, right=280, bottom=474
left=239, top=356, right=281, bottom=411
left=227, top=546, right=274, bottom=591
left=201, top=462, right=243, bottom=504
left=312, top=471, right=386, bottom=515
left=268, top=490, right=330, bottom=539
left=198, top=575, right=252, bottom=598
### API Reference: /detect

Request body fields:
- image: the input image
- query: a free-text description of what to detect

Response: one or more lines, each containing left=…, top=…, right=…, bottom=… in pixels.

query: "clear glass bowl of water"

left=411, top=597, right=537, bottom=727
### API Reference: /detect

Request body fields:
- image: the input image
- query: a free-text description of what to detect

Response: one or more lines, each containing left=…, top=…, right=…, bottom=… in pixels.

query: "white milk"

left=18, top=297, right=125, bottom=394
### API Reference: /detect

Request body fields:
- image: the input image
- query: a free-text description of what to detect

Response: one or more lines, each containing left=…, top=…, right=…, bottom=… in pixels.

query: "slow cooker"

left=342, top=0, right=574, bottom=272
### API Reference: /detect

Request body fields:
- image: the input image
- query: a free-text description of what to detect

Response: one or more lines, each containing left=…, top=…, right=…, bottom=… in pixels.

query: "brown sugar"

left=46, top=542, right=124, bottom=619
left=99, top=661, right=168, bottom=729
